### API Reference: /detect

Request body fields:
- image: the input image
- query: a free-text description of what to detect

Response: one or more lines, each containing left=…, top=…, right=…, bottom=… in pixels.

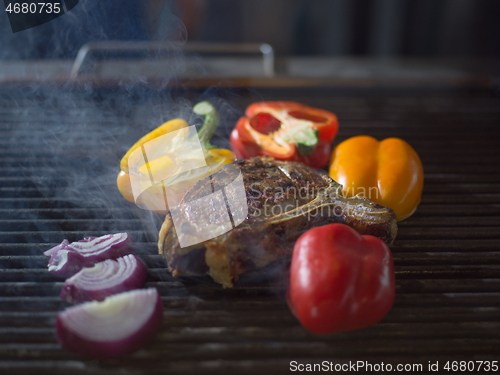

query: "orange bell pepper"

left=329, top=136, right=423, bottom=221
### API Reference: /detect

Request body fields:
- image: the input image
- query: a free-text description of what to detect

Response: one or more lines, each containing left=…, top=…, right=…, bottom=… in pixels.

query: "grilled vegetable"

left=45, top=233, right=134, bottom=277
left=56, top=288, right=163, bottom=359
left=60, top=254, right=147, bottom=304
left=117, top=102, right=236, bottom=213
left=230, top=102, right=339, bottom=169
left=117, top=117, right=189, bottom=208
left=44, top=239, right=70, bottom=257
left=120, top=119, right=189, bottom=174
left=288, top=223, right=395, bottom=334
left=47, top=249, right=86, bottom=278
left=329, top=136, right=424, bottom=220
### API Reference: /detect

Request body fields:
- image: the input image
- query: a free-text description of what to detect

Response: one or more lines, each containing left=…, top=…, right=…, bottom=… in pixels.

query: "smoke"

left=0, top=1, right=255, bottom=286
left=2, top=79, right=243, bottom=277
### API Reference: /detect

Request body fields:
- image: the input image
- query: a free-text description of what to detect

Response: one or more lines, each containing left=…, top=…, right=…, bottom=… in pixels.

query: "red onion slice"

left=56, top=288, right=163, bottom=359
left=45, top=233, right=134, bottom=277
left=66, top=234, right=132, bottom=263
left=48, top=249, right=86, bottom=278
left=44, top=239, right=70, bottom=257
left=60, top=254, right=147, bottom=304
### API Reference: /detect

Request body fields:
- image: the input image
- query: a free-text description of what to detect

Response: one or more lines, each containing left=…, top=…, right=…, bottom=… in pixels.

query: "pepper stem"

left=193, top=101, right=219, bottom=150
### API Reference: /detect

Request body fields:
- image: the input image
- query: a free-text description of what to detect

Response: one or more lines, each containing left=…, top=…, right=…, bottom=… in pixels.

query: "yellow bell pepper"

left=120, top=118, right=188, bottom=174
left=329, top=136, right=423, bottom=221
left=117, top=102, right=236, bottom=213
left=116, top=118, right=189, bottom=208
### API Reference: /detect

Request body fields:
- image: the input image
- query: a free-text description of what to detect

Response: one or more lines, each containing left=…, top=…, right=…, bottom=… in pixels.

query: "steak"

left=159, top=156, right=397, bottom=288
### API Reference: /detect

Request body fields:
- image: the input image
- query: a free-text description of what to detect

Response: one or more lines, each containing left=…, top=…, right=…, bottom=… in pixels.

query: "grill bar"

left=0, top=86, right=499, bottom=374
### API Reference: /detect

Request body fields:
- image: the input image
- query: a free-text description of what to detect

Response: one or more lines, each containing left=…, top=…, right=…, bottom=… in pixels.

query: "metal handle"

left=70, top=41, right=275, bottom=78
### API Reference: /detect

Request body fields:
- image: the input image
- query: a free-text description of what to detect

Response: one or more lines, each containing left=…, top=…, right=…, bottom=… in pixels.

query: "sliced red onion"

left=60, top=254, right=147, bottom=304
left=45, top=233, right=134, bottom=277
left=64, top=233, right=133, bottom=263
left=44, top=239, right=71, bottom=257
left=48, top=249, right=86, bottom=278
left=56, top=288, right=163, bottom=359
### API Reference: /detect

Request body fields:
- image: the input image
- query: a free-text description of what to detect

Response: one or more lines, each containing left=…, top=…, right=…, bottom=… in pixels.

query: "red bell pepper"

left=288, top=223, right=395, bottom=334
left=230, top=102, right=339, bottom=169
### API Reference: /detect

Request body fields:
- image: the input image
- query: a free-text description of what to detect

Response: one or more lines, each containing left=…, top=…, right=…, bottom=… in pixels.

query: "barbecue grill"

left=1, top=53, right=500, bottom=374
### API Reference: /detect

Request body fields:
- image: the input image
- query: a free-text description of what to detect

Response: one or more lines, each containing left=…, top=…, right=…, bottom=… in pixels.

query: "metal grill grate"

left=0, top=86, right=499, bottom=374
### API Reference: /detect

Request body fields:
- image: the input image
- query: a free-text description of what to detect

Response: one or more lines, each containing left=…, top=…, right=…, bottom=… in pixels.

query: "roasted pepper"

left=230, top=101, right=339, bottom=169
left=329, top=136, right=424, bottom=221
left=117, top=102, right=236, bottom=213
left=288, top=223, right=395, bottom=334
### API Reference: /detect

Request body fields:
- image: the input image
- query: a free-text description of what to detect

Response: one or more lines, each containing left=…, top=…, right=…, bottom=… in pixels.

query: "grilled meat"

left=159, top=156, right=397, bottom=288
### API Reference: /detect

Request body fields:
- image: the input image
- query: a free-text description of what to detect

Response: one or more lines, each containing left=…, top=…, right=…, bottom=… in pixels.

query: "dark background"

left=195, top=0, right=500, bottom=57
left=1, top=0, right=499, bottom=60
